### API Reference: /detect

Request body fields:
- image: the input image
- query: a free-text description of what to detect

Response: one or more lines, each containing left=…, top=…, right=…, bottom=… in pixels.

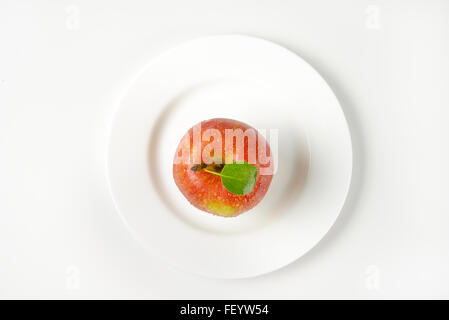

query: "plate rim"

left=105, top=34, right=353, bottom=279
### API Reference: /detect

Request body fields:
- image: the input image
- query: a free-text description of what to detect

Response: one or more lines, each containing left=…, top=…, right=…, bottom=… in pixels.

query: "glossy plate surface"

left=107, top=35, right=352, bottom=278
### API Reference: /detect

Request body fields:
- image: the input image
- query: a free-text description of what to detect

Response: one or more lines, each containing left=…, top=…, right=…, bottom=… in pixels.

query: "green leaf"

left=211, top=162, right=258, bottom=195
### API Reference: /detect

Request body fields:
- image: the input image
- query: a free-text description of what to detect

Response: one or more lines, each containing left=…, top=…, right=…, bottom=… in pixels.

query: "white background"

left=1, top=0, right=448, bottom=299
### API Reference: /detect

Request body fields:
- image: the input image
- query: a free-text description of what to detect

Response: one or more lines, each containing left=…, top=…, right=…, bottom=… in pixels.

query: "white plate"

left=107, top=35, right=352, bottom=279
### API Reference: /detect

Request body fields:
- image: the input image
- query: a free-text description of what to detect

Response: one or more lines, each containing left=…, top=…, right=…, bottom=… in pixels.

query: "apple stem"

left=202, top=168, right=223, bottom=177
left=203, top=168, right=245, bottom=182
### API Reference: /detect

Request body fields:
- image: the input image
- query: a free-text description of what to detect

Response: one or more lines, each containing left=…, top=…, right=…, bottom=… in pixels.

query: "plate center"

left=148, top=78, right=310, bottom=234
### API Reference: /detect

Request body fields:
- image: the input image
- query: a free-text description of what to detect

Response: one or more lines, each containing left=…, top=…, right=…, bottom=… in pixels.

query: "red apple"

left=172, top=118, right=274, bottom=217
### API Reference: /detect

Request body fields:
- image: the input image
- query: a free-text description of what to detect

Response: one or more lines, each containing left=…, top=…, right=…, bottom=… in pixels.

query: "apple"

left=172, top=118, right=274, bottom=217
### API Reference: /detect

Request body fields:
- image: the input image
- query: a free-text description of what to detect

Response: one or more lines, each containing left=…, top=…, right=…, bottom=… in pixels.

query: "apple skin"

left=172, top=118, right=273, bottom=217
